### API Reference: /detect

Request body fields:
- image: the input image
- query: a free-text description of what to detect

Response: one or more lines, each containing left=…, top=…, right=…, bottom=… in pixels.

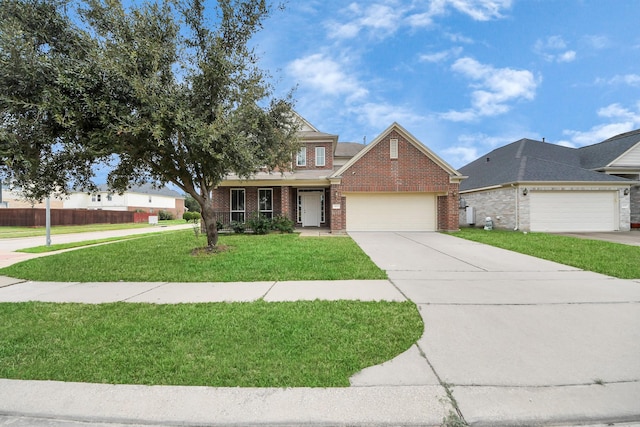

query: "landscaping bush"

left=271, top=214, right=295, bottom=233
left=158, top=210, right=174, bottom=220
left=182, top=211, right=201, bottom=223
left=231, top=221, right=245, bottom=234
left=247, top=213, right=272, bottom=235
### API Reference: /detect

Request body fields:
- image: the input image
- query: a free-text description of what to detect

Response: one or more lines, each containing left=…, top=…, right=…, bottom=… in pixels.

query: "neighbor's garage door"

left=346, top=192, right=437, bottom=231
left=530, top=191, right=618, bottom=232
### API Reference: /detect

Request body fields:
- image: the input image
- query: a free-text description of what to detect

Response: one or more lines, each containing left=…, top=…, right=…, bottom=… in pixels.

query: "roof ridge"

left=601, top=128, right=640, bottom=143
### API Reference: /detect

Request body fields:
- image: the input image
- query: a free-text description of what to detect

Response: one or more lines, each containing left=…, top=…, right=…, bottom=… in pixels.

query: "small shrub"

left=231, top=221, right=246, bottom=234
left=183, top=212, right=200, bottom=223
left=216, top=220, right=224, bottom=231
left=247, top=213, right=272, bottom=235
left=271, top=215, right=294, bottom=233
left=158, top=210, right=174, bottom=220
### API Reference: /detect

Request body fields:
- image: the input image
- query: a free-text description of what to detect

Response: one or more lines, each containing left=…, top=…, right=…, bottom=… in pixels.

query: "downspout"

left=512, top=184, right=519, bottom=231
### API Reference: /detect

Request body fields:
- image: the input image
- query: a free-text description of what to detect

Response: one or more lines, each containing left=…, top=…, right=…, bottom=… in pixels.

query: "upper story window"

left=296, top=147, right=306, bottom=166
left=315, top=147, right=325, bottom=167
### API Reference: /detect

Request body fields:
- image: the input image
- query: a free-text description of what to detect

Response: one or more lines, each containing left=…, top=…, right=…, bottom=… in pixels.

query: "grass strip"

left=17, top=234, right=157, bottom=253
left=0, top=231, right=387, bottom=281
left=0, top=300, right=422, bottom=387
left=451, top=228, right=640, bottom=279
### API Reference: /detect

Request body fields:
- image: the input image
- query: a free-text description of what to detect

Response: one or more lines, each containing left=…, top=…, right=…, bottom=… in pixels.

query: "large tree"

left=0, top=0, right=299, bottom=247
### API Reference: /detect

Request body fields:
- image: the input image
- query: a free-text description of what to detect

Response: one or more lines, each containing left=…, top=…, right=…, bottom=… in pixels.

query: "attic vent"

left=390, top=139, right=398, bottom=159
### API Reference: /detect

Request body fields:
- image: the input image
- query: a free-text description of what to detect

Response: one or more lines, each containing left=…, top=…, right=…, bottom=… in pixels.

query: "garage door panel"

left=346, top=193, right=436, bottom=231
left=530, top=191, right=617, bottom=232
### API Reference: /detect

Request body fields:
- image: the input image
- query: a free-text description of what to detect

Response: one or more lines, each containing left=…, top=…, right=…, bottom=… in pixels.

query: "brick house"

left=213, top=118, right=465, bottom=232
left=458, top=129, right=640, bottom=232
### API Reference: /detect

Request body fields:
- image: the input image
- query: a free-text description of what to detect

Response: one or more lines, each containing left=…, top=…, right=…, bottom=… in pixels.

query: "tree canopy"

left=0, top=0, right=299, bottom=246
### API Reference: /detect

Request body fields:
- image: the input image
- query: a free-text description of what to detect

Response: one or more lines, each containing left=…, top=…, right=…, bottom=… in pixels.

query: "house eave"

left=461, top=180, right=636, bottom=193
left=219, top=178, right=331, bottom=187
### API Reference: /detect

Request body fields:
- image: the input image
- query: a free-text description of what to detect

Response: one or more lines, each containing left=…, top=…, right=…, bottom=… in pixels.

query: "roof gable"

left=579, top=129, right=640, bottom=169
left=331, top=122, right=462, bottom=179
left=610, top=141, right=640, bottom=168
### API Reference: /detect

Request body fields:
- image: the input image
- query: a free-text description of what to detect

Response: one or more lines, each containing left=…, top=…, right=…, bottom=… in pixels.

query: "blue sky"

left=251, top=0, right=640, bottom=168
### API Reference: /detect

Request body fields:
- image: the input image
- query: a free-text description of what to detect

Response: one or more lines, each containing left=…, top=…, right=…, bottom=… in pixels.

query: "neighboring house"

left=213, top=117, right=464, bottom=232
left=64, top=184, right=185, bottom=218
left=0, top=187, right=64, bottom=209
left=458, top=129, right=640, bottom=232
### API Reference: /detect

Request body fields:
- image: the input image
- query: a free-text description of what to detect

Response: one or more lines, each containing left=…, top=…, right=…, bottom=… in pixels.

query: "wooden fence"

left=0, top=209, right=151, bottom=227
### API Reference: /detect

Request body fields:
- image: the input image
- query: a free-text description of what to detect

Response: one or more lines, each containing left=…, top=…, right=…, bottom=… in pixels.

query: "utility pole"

left=46, top=197, right=51, bottom=246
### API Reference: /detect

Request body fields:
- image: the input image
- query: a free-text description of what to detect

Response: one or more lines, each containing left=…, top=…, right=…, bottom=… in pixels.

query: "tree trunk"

left=200, top=202, right=219, bottom=247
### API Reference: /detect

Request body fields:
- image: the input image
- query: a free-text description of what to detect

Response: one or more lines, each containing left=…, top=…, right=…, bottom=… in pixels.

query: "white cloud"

left=351, top=102, right=424, bottom=128
left=286, top=54, right=368, bottom=101
left=534, top=36, right=577, bottom=63
left=557, top=50, right=576, bottom=63
left=419, top=47, right=463, bottom=63
left=582, top=35, right=610, bottom=50
left=326, top=2, right=405, bottom=40
left=445, top=32, right=475, bottom=44
left=445, top=0, right=512, bottom=21
left=327, top=0, right=511, bottom=39
left=442, top=57, right=539, bottom=121
left=559, top=102, right=640, bottom=147
left=442, top=146, right=480, bottom=165
left=596, top=74, right=640, bottom=87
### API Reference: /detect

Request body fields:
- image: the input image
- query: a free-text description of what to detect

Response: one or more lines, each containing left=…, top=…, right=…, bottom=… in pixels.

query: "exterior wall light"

left=522, top=188, right=528, bottom=196
left=624, top=188, right=630, bottom=196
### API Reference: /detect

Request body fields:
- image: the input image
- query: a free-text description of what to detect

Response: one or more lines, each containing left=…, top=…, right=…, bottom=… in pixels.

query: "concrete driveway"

left=350, top=231, right=640, bottom=425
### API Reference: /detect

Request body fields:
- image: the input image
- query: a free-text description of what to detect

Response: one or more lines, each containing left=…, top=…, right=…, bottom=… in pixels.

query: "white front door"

left=301, top=193, right=322, bottom=227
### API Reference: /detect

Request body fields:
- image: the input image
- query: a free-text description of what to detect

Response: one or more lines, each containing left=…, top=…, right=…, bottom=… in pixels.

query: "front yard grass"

left=452, top=228, right=640, bottom=279
left=0, top=231, right=387, bottom=281
left=0, top=300, right=423, bottom=387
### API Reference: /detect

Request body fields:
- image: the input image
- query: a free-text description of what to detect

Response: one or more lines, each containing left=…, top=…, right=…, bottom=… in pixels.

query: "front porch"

left=212, top=186, right=331, bottom=230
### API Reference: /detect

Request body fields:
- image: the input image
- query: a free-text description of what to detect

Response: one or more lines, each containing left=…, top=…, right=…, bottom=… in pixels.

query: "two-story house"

left=213, top=116, right=464, bottom=233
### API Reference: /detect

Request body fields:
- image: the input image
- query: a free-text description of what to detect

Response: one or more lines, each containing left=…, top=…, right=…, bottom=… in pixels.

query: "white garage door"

left=530, top=191, right=618, bottom=232
left=346, top=192, right=437, bottom=231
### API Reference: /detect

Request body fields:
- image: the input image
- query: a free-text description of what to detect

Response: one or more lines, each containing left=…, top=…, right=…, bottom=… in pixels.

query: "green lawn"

left=18, top=234, right=158, bottom=253
left=0, top=231, right=387, bottom=281
left=0, top=220, right=184, bottom=239
left=451, top=228, right=640, bottom=279
left=0, top=300, right=423, bottom=387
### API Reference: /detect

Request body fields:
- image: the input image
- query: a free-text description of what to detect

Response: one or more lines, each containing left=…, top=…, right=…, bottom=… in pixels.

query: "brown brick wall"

left=296, top=142, right=334, bottom=170
left=332, top=129, right=460, bottom=231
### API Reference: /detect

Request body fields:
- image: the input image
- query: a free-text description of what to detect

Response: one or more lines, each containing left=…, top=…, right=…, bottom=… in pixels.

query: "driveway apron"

left=349, top=231, right=640, bottom=426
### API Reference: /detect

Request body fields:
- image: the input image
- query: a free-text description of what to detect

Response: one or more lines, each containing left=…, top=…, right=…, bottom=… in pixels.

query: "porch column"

left=281, top=186, right=292, bottom=220
left=330, top=179, right=344, bottom=232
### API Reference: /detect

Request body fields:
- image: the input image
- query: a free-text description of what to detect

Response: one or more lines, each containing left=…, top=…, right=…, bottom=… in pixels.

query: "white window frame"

left=315, top=147, right=325, bottom=167
left=296, top=147, right=306, bottom=166
left=390, top=138, right=398, bottom=159
left=258, top=188, right=273, bottom=219
left=231, top=188, right=246, bottom=222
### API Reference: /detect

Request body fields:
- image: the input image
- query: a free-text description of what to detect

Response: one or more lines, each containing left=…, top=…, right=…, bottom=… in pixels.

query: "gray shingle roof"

left=460, top=138, right=632, bottom=192
left=96, top=183, right=183, bottom=198
left=579, top=129, right=640, bottom=169
left=335, top=142, right=366, bottom=157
